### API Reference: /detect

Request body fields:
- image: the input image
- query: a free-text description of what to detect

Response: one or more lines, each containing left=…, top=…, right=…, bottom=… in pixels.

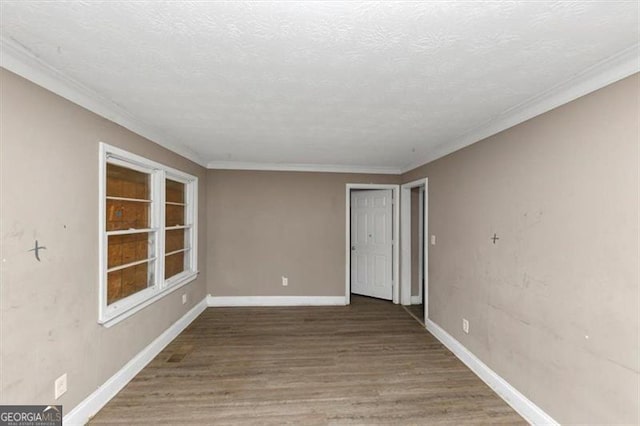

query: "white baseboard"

left=61, top=297, right=554, bottom=425
left=425, top=319, right=558, bottom=425
left=207, top=295, right=346, bottom=307
left=63, top=298, right=208, bottom=426
left=410, top=296, right=422, bottom=304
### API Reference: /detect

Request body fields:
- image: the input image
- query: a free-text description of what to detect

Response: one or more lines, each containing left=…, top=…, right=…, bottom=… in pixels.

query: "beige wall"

left=2, top=63, right=637, bottom=425
left=207, top=170, right=399, bottom=297
left=403, top=74, right=639, bottom=424
left=0, top=69, right=208, bottom=411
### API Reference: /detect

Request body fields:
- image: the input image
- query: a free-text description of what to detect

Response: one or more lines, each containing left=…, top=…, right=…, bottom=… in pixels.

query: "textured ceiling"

left=1, top=1, right=639, bottom=171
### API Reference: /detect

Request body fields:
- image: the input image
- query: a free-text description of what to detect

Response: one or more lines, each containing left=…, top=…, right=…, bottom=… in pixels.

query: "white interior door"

left=350, top=189, right=393, bottom=300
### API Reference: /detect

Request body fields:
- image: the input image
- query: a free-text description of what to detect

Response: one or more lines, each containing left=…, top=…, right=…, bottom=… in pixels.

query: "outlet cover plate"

left=55, top=373, right=67, bottom=399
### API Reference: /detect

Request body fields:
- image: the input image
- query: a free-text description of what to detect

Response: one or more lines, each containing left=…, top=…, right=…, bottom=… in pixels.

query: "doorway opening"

left=345, top=184, right=400, bottom=305
left=400, top=178, right=428, bottom=326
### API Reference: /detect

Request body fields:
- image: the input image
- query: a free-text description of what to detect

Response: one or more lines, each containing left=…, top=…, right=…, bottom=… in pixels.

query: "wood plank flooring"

left=90, top=296, right=524, bottom=425
left=405, top=304, right=425, bottom=325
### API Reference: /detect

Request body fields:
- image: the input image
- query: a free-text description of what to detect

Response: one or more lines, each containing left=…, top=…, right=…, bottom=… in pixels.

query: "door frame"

left=345, top=184, right=400, bottom=305
left=418, top=186, right=424, bottom=305
left=400, top=178, right=429, bottom=321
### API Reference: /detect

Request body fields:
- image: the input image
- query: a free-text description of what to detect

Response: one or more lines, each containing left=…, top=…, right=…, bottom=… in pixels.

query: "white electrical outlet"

left=431, top=235, right=436, bottom=245
left=282, top=276, right=288, bottom=286
left=462, top=318, right=470, bottom=334
left=182, top=294, right=187, bottom=304
left=55, top=373, right=67, bottom=399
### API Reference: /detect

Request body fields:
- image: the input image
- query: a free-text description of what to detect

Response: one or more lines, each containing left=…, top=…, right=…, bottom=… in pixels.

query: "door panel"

left=350, top=189, right=393, bottom=300
left=355, top=253, right=367, bottom=288
left=374, top=254, right=386, bottom=286
left=374, top=212, right=387, bottom=244
left=355, top=211, right=367, bottom=245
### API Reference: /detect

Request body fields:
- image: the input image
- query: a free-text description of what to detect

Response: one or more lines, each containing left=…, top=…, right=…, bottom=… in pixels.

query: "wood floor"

left=405, top=304, right=425, bottom=325
left=90, top=296, right=524, bottom=425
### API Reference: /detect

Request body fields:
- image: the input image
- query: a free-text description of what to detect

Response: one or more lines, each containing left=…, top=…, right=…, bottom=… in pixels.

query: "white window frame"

left=163, top=170, right=198, bottom=287
left=98, top=142, right=198, bottom=327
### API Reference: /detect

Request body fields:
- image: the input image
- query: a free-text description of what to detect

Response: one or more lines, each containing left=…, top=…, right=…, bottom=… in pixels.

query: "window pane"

left=106, top=199, right=150, bottom=231
left=165, top=251, right=186, bottom=279
left=165, top=229, right=186, bottom=253
left=166, top=179, right=185, bottom=204
left=165, top=204, right=185, bottom=227
left=107, top=261, right=154, bottom=305
left=108, top=232, right=154, bottom=269
left=107, top=163, right=150, bottom=200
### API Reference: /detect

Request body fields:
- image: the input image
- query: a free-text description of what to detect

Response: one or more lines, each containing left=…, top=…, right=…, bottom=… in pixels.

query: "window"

left=99, top=143, right=198, bottom=326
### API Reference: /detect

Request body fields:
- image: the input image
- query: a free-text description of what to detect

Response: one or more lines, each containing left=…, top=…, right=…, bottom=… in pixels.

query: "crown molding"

left=207, top=160, right=402, bottom=174
left=0, top=36, right=207, bottom=167
left=2, top=34, right=636, bottom=175
left=400, top=43, right=640, bottom=174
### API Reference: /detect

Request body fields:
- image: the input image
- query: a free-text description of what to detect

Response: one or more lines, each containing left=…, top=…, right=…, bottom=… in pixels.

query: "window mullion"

left=99, top=148, right=108, bottom=323
left=157, top=169, right=166, bottom=290
left=188, top=179, right=197, bottom=272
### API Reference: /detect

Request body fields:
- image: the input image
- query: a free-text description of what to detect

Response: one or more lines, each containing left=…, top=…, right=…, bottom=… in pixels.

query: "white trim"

left=63, top=298, right=207, bottom=426
left=207, top=161, right=401, bottom=175
left=101, top=141, right=201, bottom=176
left=422, top=181, right=428, bottom=324
left=400, top=184, right=411, bottom=306
left=410, top=296, right=422, bottom=305
left=167, top=168, right=199, bottom=277
left=190, top=174, right=198, bottom=276
left=0, top=36, right=206, bottom=167
left=400, top=178, right=428, bottom=314
left=400, top=44, right=640, bottom=174
left=3, top=33, right=635, bottom=176
left=345, top=184, right=401, bottom=305
left=99, top=142, right=199, bottom=327
left=417, top=187, right=424, bottom=304
left=425, top=319, right=559, bottom=426
left=206, top=295, right=346, bottom=307
left=100, top=273, right=198, bottom=328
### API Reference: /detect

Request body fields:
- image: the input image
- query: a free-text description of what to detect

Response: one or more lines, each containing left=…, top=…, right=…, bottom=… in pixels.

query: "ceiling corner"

left=400, top=43, right=640, bottom=175
left=0, top=36, right=208, bottom=168
left=207, top=160, right=402, bottom=175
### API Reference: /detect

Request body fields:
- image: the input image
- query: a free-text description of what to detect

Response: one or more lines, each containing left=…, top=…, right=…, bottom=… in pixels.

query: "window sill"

left=99, top=271, right=199, bottom=328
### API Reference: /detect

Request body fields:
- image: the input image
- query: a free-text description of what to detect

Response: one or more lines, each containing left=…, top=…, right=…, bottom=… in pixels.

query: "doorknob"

left=351, top=246, right=356, bottom=251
